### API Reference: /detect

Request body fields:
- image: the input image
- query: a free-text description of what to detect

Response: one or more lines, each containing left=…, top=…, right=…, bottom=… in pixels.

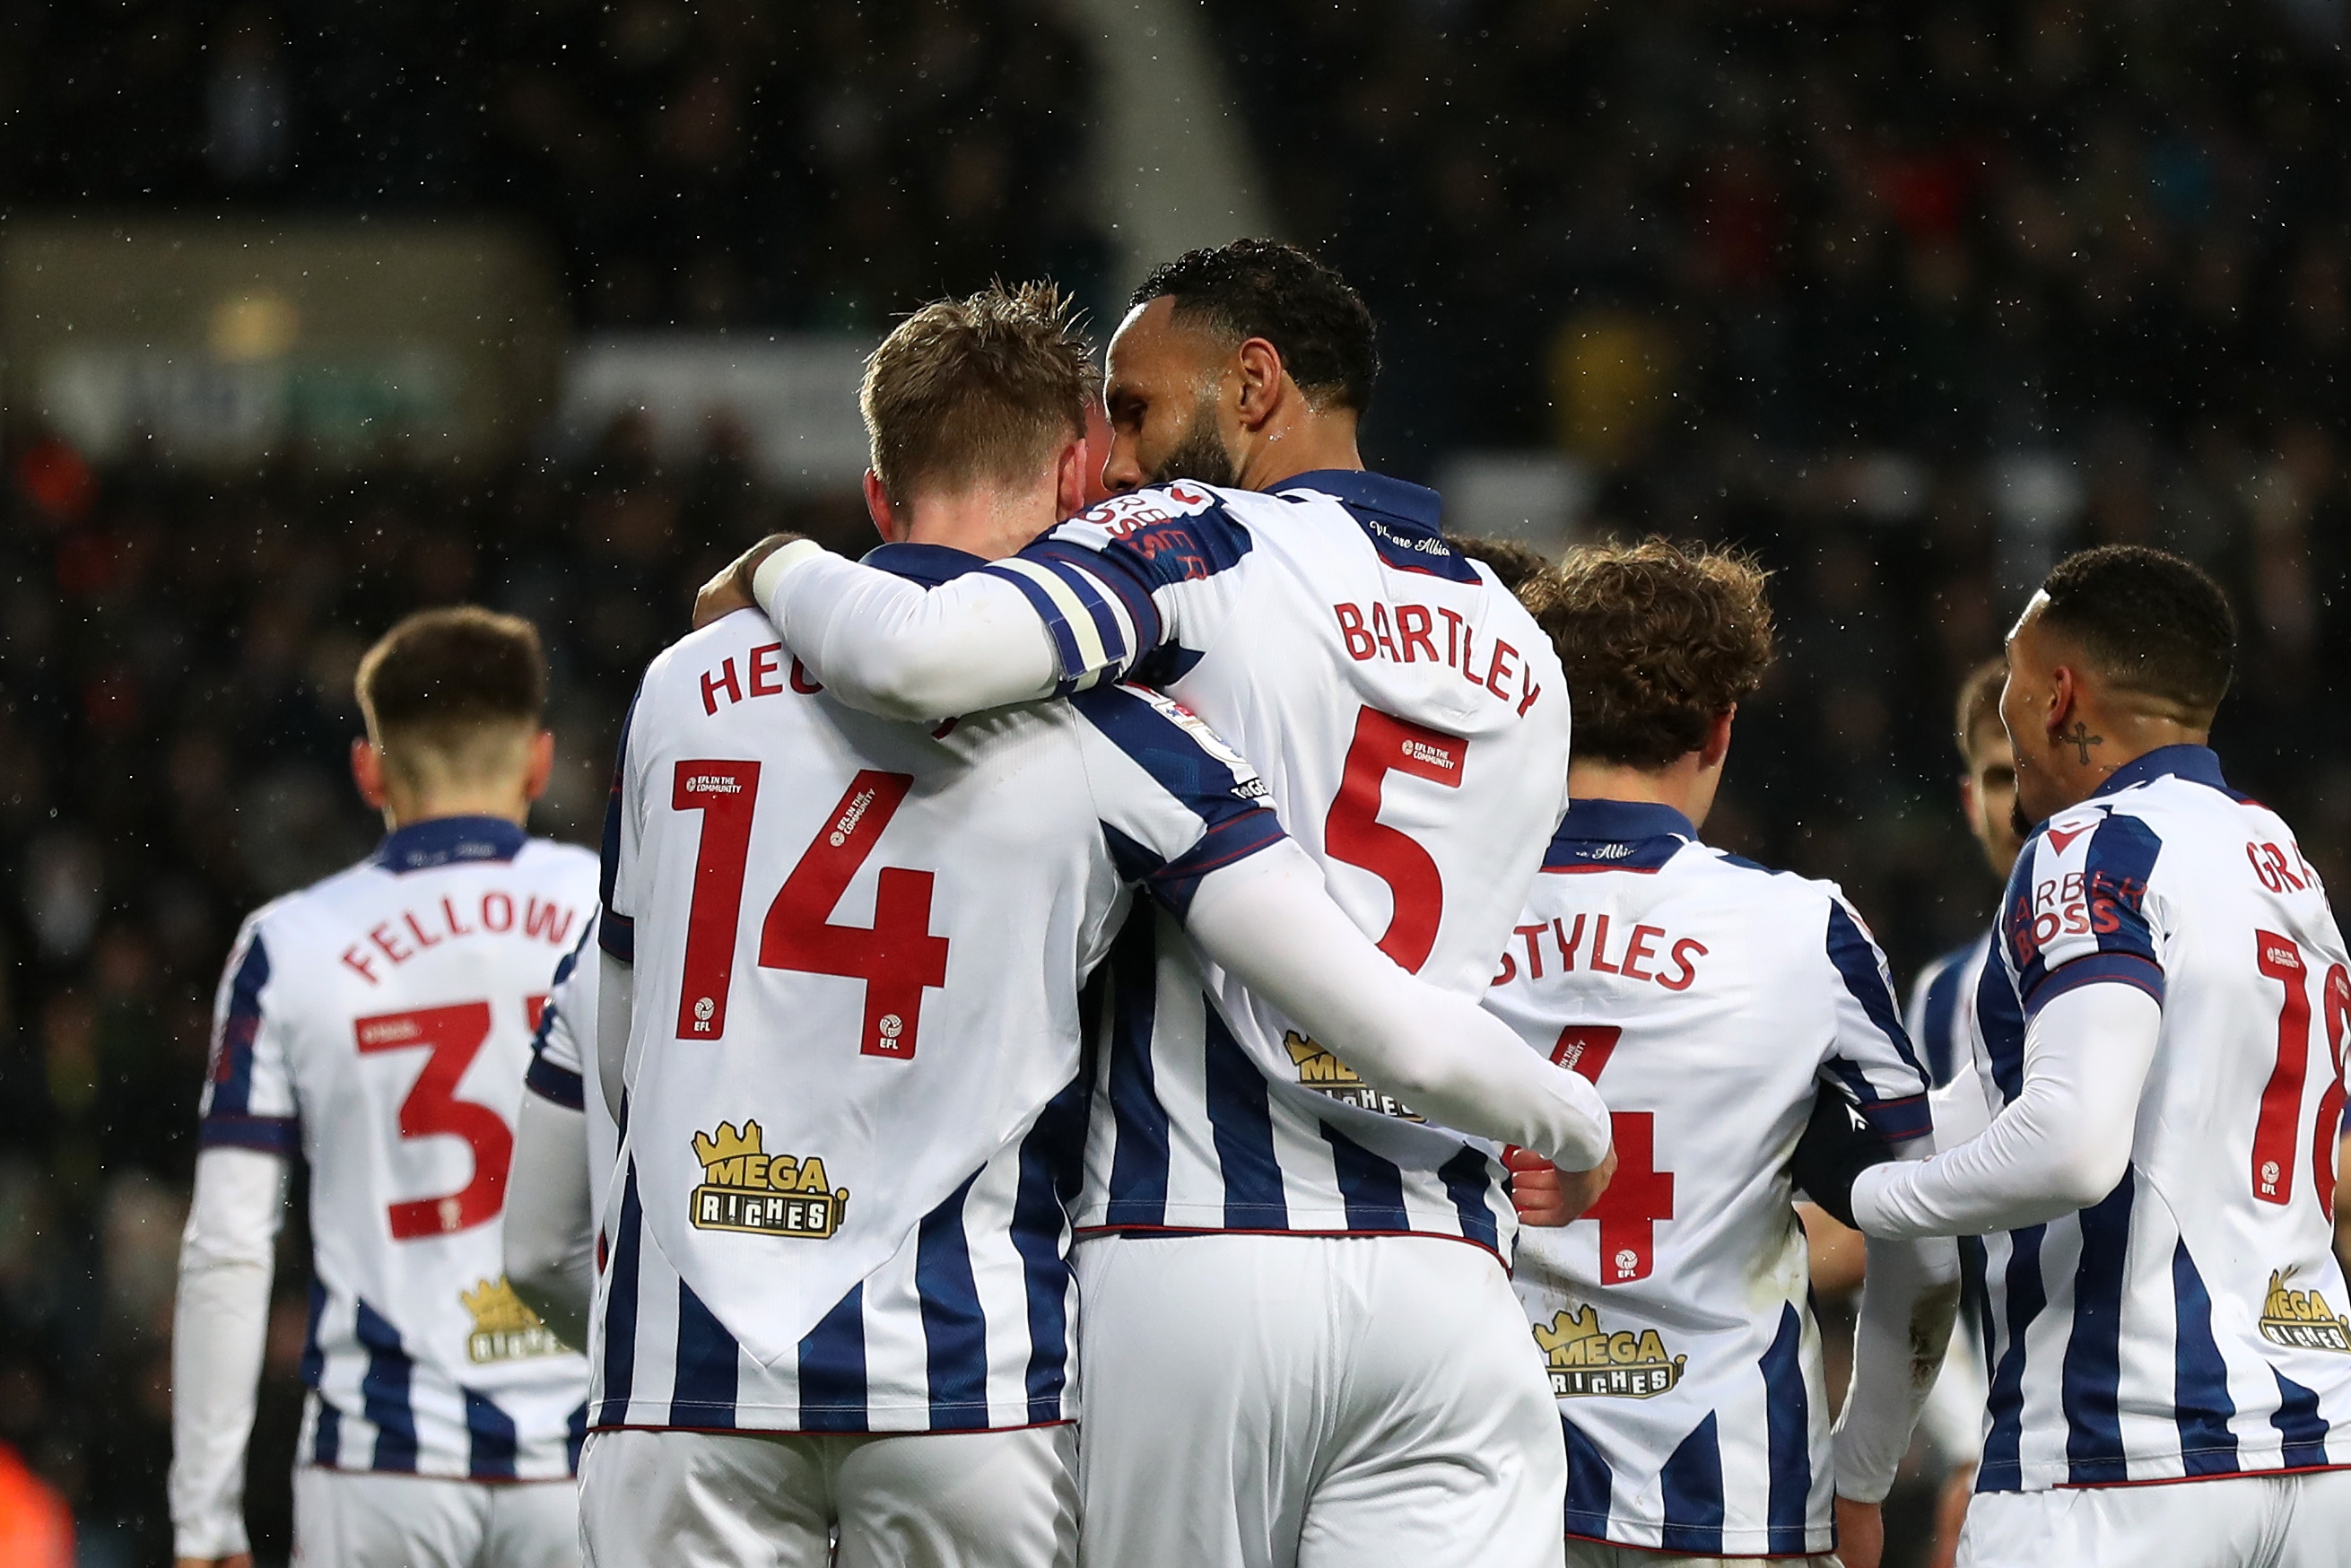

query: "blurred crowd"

left=2, top=0, right=2350, bottom=1560
left=0, top=0, right=1104, bottom=328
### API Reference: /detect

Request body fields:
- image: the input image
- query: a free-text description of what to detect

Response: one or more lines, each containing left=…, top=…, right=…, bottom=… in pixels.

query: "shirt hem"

left=588, top=1415, right=1075, bottom=1439
left=1564, top=1523, right=1834, bottom=1556
left=295, top=1460, right=576, bottom=1485
left=1978, top=1455, right=2348, bottom=1494
left=1073, top=1222, right=1503, bottom=1264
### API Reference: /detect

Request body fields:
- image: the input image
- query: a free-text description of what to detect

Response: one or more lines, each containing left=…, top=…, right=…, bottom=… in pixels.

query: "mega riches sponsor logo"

left=689, top=1119, right=849, bottom=1239
left=461, top=1276, right=569, bottom=1363
left=1284, top=1031, right=1422, bottom=1121
left=1533, top=1305, right=1687, bottom=1398
left=2261, top=1269, right=2351, bottom=1354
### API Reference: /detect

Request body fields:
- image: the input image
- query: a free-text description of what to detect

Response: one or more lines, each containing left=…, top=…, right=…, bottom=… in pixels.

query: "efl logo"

left=684, top=773, right=744, bottom=796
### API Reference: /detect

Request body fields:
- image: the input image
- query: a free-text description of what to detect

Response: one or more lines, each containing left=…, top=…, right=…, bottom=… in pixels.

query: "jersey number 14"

left=670, top=761, right=951, bottom=1059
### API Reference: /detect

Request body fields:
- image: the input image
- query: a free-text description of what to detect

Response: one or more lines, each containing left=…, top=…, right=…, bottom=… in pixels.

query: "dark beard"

left=1148, top=405, right=1241, bottom=488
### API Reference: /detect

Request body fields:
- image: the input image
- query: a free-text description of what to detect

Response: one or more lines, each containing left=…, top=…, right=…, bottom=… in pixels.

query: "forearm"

left=170, top=1147, right=286, bottom=1559
left=503, top=1093, right=596, bottom=1347
left=755, top=544, right=1060, bottom=720
left=1835, top=1148, right=1963, bottom=1501
left=1185, top=842, right=1613, bottom=1169
left=1852, top=984, right=2159, bottom=1239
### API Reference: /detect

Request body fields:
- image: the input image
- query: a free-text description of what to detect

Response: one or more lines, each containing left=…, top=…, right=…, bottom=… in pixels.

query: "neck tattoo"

left=2065, top=720, right=2103, bottom=765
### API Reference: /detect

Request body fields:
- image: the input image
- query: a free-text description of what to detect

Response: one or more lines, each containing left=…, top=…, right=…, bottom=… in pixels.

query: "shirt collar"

left=861, top=541, right=987, bottom=586
left=1554, top=797, right=1699, bottom=844
left=1274, top=469, right=1444, bottom=537
left=2098, top=743, right=2230, bottom=797
left=377, top=815, right=528, bottom=874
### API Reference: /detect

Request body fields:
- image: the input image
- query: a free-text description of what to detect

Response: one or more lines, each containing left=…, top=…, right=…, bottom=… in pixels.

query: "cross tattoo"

left=2064, top=720, right=2103, bottom=764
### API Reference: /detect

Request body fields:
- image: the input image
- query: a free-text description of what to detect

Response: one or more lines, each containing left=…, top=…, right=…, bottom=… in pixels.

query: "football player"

left=691, top=240, right=1611, bottom=1567
left=1851, top=546, right=2351, bottom=1564
left=170, top=609, right=595, bottom=1568
left=1486, top=540, right=1958, bottom=1568
left=575, top=282, right=1610, bottom=1568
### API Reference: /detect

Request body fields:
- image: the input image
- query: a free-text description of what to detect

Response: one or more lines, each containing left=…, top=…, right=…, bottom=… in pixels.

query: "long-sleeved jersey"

left=761, top=471, right=1581, bottom=1255
left=198, top=818, right=597, bottom=1481
left=1484, top=799, right=1937, bottom=1555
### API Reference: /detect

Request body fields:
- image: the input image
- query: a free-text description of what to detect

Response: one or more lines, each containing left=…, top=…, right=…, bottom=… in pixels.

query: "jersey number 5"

left=2251, top=930, right=2351, bottom=1216
left=354, top=1000, right=535, bottom=1240
left=1324, top=706, right=1467, bottom=972
left=1551, top=1024, right=1675, bottom=1285
left=672, top=761, right=951, bottom=1058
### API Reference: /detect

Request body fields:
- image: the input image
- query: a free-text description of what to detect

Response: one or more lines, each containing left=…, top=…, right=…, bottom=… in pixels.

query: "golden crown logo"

left=1531, top=1305, right=1685, bottom=1399
left=690, top=1119, right=849, bottom=1240
left=460, top=1276, right=568, bottom=1363
left=2260, top=1268, right=2351, bottom=1354
left=1283, top=1031, right=1422, bottom=1121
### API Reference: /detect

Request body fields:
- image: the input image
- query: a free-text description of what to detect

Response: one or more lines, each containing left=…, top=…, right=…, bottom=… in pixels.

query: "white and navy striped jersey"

left=1907, top=930, right=1993, bottom=1090
left=1972, top=745, right=2351, bottom=1493
left=1484, top=800, right=1931, bottom=1555
left=596, top=542, right=1284, bottom=1435
left=524, top=916, right=616, bottom=1210
left=199, top=820, right=597, bottom=1481
left=985, top=472, right=1572, bottom=1251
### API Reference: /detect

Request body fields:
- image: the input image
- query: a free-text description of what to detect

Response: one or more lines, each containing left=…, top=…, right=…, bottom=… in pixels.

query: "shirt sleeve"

left=526, top=917, right=599, bottom=1111
left=598, top=691, right=641, bottom=967
left=1819, top=892, right=1934, bottom=1143
left=1068, top=683, right=1287, bottom=917
left=169, top=1145, right=287, bottom=1559
left=197, top=916, right=301, bottom=1156
left=1006, top=482, right=1256, bottom=684
left=2000, top=807, right=2167, bottom=1017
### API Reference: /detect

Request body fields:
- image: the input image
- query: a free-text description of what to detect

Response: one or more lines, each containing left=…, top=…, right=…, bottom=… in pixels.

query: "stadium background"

left=0, top=1, right=2346, bottom=1561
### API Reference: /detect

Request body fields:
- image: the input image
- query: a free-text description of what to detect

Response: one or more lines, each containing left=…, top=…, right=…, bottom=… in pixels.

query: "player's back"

left=205, top=820, right=597, bottom=1479
left=599, top=561, right=1276, bottom=1432
left=1484, top=799, right=1928, bottom=1555
left=1975, top=745, right=2351, bottom=1491
left=1029, top=471, right=1573, bottom=1244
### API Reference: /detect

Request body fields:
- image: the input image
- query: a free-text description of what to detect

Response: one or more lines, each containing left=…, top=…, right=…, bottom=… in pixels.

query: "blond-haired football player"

left=170, top=608, right=596, bottom=1568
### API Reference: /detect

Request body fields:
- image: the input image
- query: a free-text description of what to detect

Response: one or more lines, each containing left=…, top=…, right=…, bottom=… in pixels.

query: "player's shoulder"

left=1042, top=480, right=1258, bottom=575
left=1068, top=682, right=1267, bottom=799
left=518, top=836, right=600, bottom=883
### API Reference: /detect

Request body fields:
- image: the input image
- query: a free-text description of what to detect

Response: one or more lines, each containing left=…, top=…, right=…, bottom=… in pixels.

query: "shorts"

left=292, top=1466, right=578, bottom=1568
left=1959, top=1468, right=2351, bottom=1568
left=1074, top=1232, right=1565, bottom=1568
left=577, top=1424, right=1078, bottom=1568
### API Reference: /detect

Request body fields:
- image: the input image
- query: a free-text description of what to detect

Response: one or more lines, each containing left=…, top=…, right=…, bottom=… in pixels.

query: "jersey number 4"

left=1552, top=1024, right=1675, bottom=1285
left=672, top=761, right=950, bottom=1058
left=353, top=997, right=544, bottom=1241
left=2251, top=930, right=2350, bottom=1217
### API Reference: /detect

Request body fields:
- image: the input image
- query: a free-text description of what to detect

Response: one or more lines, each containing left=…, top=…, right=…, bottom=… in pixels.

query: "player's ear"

left=351, top=736, right=388, bottom=810
left=523, top=729, right=556, bottom=804
left=863, top=469, right=901, bottom=544
left=1699, top=708, right=1735, bottom=771
left=1053, top=438, right=1089, bottom=521
left=2043, top=665, right=2078, bottom=740
left=1233, top=336, right=1284, bottom=430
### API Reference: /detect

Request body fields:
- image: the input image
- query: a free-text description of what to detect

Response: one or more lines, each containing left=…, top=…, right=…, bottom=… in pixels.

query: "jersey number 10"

left=670, top=761, right=951, bottom=1059
left=2251, top=928, right=2350, bottom=1217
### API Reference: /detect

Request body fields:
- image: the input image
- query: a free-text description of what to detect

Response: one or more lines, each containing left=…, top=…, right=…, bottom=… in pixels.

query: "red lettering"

left=441, top=896, right=474, bottom=936
left=1620, top=924, right=1663, bottom=982
left=1438, top=607, right=1465, bottom=667
left=1397, top=605, right=1437, bottom=663
left=525, top=898, right=576, bottom=947
left=700, top=658, right=744, bottom=715
left=1336, top=603, right=1377, bottom=661
left=370, top=922, right=414, bottom=965
left=1555, top=913, right=1586, bottom=971
left=1484, top=640, right=1518, bottom=698
left=2063, top=902, right=2090, bottom=934
left=1371, top=602, right=1401, bottom=661
left=1659, top=938, right=1707, bottom=991
left=1518, top=668, right=1543, bottom=716
left=1588, top=913, right=1622, bottom=974
left=1458, top=623, right=1477, bottom=684
left=482, top=892, right=514, bottom=932
left=1515, top=924, right=1549, bottom=980
left=404, top=911, right=443, bottom=951
left=790, top=658, right=823, bottom=694
left=748, top=642, right=784, bottom=697
left=1492, top=950, right=1517, bottom=986
left=339, top=945, right=379, bottom=984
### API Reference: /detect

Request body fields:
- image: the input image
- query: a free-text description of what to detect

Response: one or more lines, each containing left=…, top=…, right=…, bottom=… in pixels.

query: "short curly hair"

left=2034, top=544, right=2234, bottom=724
left=1131, top=239, right=1379, bottom=414
left=1531, top=539, right=1775, bottom=769
left=863, top=280, right=1097, bottom=509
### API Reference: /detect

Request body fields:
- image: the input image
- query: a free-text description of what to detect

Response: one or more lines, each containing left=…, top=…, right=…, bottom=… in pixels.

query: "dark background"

left=1, top=1, right=2346, bottom=1561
